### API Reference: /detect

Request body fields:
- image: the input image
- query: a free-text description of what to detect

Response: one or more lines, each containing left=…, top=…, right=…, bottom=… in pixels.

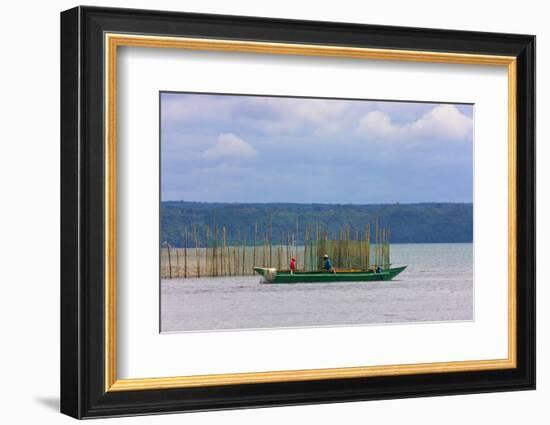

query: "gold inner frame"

left=104, top=33, right=517, bottom=392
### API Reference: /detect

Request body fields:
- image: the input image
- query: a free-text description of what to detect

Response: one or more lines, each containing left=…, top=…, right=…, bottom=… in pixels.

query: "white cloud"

left=411, top=105, right=472, bottom=141
left=357, top=105, right=472, bottom=143
left=250, top=98, right=355, bottom=136
left=202, top=133, right=258, bottom=161
left=358, top=110, right=399, bottom=139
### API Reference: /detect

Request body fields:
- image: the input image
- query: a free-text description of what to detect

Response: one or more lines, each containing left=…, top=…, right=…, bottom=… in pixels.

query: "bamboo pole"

left=375, top=220, right=379, bottom=266
left=176, top=249, right=180, bottom=278
left=236, top=244, right=239, bottom=276
left=295, top=218, right=299, bottom=270
left=387, top=228, right=391, bottom=268
left=253, top=221, right=257, bottom=267
left=212, top=224, right=218, bottom=276
left=166, top=242, right=172, bottom=279
left=359, top=228, right=363, bottom=268
left=193, top=226, right=200, bottom=278
left=286, top=232, right=292, bottom=264
left=269, top=214, right=273, bottom=268
left=242, top=238, right=246, bottom=276
left=228, top=228, right=232, bottom=276
left=205, top=225, right=209, bottom=276
left=303, top=227, right=308, bottom=272
left=349, top=233, right=353, bottom=269
left=233, top=244, right=237, bottom=276
left=262, top=234, right=267, bottom=267
left=311, top=227, right=315, bottom=271
left=213, top=225, right=218, bottom=277
left=222, top=226, right=226, bottom=276
left=184, top=226, right=188, bottom=278
left=235, top=228, right=241, bottom=276
left=278, top=234, right=282, bottom=270
left=383, top=227, right=386, bottom=267
left=365, top=225, right=370, bottom=268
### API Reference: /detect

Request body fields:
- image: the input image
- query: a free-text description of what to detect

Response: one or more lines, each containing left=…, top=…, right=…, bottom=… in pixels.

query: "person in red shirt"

left=290, top=257, right=297, bottom=274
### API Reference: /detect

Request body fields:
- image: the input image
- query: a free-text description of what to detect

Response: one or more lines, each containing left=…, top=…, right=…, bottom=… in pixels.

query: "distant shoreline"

left=161, top=201, right=473, bottom=247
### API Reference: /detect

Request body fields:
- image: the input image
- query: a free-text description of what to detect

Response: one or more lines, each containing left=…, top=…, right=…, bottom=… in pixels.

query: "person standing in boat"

left=322, top=254, right=335, bottom=273
left=289, top=257, right=297, bottom=274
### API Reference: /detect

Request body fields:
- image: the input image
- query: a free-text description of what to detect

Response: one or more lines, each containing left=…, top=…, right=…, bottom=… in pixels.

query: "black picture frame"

left=61, top=5, right=535, bottom=419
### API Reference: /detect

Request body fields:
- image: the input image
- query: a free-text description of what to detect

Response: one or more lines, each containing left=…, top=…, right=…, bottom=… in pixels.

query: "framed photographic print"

left=60, top=6, right=535, bottom=419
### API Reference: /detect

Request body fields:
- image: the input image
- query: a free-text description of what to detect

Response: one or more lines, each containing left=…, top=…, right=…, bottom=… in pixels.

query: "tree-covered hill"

left=160, top=201, right=472, bottom=247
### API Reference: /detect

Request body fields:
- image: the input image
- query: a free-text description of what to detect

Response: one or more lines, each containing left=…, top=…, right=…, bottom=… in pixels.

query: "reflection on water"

left=161, top=243, right=473, bottom=332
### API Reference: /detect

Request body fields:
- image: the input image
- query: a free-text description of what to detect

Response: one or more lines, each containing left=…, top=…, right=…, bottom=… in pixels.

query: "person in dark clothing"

left=322, top=254, right=334, bottom=273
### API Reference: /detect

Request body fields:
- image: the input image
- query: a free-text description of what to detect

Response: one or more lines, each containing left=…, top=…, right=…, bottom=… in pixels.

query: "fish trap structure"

left=160, top=222, right=391, bottom=279
left=303, top=223, right=390, bottom=271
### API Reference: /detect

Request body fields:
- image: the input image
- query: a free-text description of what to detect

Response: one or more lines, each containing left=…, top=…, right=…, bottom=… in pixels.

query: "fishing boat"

left=253, top=265, right=407, bottom=284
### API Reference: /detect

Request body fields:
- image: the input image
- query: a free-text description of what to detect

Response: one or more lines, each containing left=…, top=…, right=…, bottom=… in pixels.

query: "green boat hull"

left=253, top=266, right=407, bottom=284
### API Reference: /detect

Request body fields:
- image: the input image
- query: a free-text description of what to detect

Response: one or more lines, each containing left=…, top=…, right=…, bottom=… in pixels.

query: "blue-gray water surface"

left=161, top=243, right=473, bottom=332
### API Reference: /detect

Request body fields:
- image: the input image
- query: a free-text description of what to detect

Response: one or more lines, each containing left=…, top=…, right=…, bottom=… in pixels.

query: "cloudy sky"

left=161, top=92, right=473, bottom=204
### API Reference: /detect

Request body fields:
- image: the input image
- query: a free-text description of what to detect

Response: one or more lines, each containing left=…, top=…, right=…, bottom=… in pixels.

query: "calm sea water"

left=161, top=243, right=473, bottom=332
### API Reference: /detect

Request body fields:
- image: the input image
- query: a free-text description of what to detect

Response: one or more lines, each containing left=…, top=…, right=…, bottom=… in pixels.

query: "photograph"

left=56, top=4, right=535, bottom=419
left=159, top=92, right=474, bottom=332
